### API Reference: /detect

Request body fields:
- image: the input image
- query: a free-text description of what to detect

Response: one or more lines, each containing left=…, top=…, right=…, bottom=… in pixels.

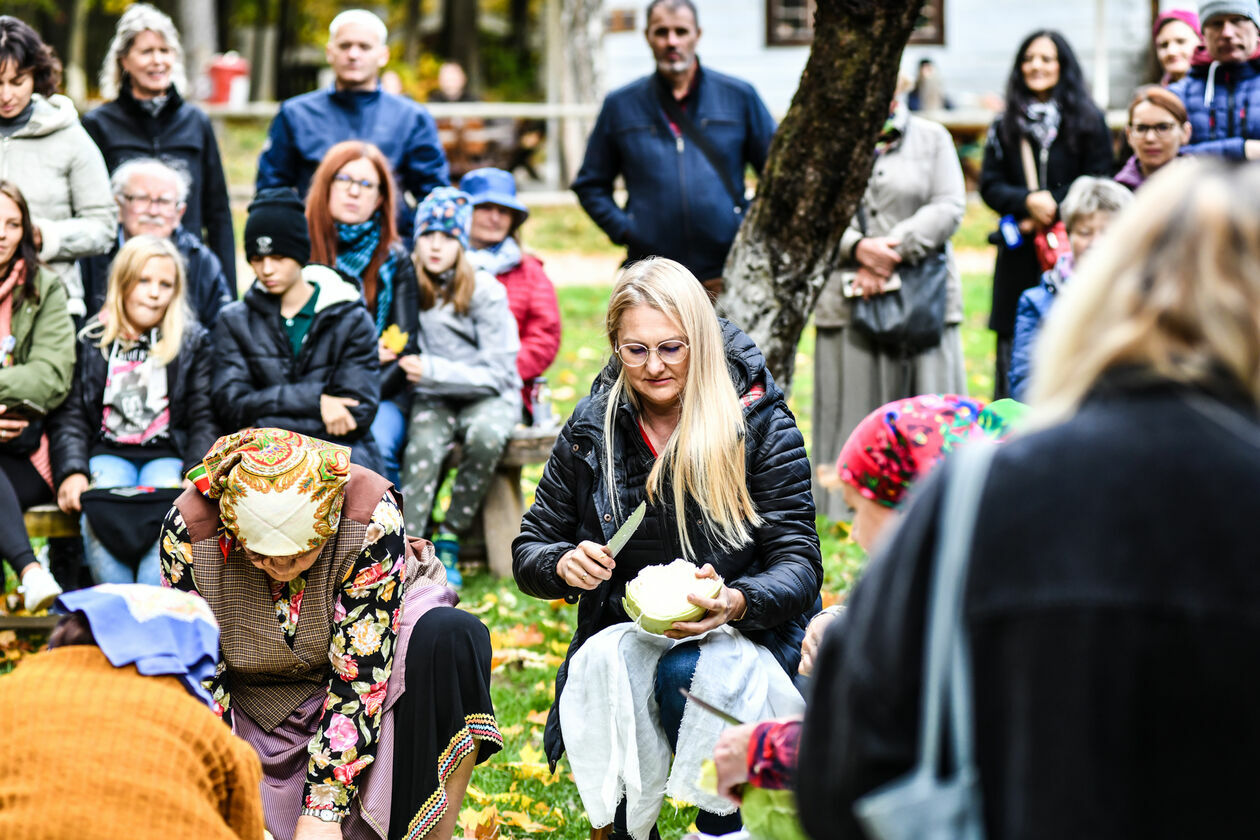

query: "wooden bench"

left=0, top=506, right=78, bottom=630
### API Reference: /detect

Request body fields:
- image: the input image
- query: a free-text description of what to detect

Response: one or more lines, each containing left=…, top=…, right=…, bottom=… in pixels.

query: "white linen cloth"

left=560, top=623, right=804, bottom=840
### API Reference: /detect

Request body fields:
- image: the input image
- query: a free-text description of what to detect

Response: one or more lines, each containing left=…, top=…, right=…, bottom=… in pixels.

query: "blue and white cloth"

left=54, top=584, right=220, bottom=707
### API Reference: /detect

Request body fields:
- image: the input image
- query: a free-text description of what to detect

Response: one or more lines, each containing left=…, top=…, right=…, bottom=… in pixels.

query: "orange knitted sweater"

left=0, top=645, right=264, bottom=839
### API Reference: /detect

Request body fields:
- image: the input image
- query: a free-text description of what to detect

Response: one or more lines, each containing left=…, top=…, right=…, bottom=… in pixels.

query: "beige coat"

left=816, top=114, right=966, bottom=328
left=0, top=94, right=116, bottom=315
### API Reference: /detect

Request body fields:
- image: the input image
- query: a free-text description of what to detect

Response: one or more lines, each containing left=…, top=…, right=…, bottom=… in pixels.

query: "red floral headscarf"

left=837, top=394, right=1005, bottom=509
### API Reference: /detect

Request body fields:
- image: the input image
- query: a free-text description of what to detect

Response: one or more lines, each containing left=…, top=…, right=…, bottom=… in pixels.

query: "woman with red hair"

left=305, top=141, right=419, bottom=484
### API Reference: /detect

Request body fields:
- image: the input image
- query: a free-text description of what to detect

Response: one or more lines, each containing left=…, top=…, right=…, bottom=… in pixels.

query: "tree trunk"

left=511, top=0, right=531, bottom=66
left=560, top=0, right=604, bottom=181
left=717, top=0, right=921, bottom=389
left=179, top=0, right=219, bottom=100
left=64, top=0, right=90, bottom=107
left=440, top=0, right=480, bottom=93
left=403, top=0, right=423, bottom=66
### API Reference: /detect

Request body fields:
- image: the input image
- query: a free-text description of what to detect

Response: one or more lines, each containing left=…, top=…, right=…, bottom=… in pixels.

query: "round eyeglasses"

left=616, top=340, right=689, bottom=367
left=332, top=173, right=380, bottom=192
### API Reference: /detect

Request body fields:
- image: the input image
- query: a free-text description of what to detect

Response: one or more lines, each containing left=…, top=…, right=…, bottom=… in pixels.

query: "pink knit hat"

left=1153, top=9, right=1201, bottom=40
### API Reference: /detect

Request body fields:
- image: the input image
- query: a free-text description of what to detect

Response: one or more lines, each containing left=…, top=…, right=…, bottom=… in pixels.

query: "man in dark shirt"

left=255, top=9, right=449, bottom=241
left=571, top=0, right=776, bottom=296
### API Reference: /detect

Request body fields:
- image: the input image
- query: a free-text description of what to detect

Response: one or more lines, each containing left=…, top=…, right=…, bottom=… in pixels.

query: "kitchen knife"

left=679, top=688, right=745, bottom=726
left=606, top=500, right=647, bottom=558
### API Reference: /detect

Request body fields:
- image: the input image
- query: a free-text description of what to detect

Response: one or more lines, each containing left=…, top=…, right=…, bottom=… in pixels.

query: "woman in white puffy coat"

left=0, top=16, right=115, bottom=317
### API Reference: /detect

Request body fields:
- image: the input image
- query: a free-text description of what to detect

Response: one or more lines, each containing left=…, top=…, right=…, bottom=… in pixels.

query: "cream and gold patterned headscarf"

left=188, top=428, right=352, bottom=556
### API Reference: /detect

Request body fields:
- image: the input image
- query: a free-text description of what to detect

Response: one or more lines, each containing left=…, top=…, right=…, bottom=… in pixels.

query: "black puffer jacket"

left=513, top=320, right=822, bottom=767
left=82, top=83, right=236, bottom=287
left=48, top=319, right=218, bottom=482
left=211, top=265, right=379, bottom=446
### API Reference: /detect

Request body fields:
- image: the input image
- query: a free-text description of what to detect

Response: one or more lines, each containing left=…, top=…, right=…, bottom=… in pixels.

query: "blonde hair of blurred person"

left=602, top=258, right=762, bottom=559
left=98, top=2, right=187, bottom=99
left=92, top=234, right=188, bottom=365
left=1030, top=158, right=1260, bottom=422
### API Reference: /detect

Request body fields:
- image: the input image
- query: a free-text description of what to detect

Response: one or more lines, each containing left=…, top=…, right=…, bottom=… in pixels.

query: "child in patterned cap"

left=391, top=187, right=523, bottom=586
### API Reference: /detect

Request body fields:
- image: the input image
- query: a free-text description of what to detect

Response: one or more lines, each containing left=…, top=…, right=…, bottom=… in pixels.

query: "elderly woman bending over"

left=513, top=258, right=822, bottom=839
left=160, top=428, right=500, bottom=840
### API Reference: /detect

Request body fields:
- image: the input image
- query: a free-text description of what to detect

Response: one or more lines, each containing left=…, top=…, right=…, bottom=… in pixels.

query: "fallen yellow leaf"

left=525, top=709, right=549, bottom=725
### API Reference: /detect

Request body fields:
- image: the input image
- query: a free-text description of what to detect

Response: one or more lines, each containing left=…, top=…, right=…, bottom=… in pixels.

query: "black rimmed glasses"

left=616, top=340, right=689, bottom=367
left=120, top=192, right=179, bottom=213
left=332, top=173, right=380, bottom=192
left=1129, top=122, right=1177, bottom=138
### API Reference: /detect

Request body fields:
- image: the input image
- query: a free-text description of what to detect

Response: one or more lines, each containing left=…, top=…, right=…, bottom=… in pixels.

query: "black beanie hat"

left=244, top=187, right=311, bottom=264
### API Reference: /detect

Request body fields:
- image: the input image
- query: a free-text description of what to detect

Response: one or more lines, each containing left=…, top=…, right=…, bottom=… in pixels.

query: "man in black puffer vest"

left=212, top=188, right=383, bottom=472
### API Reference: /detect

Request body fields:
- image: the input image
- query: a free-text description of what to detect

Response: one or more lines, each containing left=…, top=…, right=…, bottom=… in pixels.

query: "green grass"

left=526, top=205, right=623, bottom=256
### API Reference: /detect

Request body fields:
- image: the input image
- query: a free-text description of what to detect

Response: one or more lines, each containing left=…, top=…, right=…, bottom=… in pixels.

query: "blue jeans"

left=82, top=454, right=183, bottom=585
left=610, top=642, right=743, bottom=837
left=371, top=398, right=407, bottom=486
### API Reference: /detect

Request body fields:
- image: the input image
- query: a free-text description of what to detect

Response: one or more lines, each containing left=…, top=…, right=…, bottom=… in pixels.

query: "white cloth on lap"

left=560, top=623, right=804, bottom=840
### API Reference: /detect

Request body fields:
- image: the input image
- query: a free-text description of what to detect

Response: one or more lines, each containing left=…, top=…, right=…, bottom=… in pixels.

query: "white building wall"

left=601, top=0, right=1169, bottom=116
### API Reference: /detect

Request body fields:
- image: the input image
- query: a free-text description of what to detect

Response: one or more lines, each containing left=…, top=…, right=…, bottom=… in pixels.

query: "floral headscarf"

left=187, top=428, right=352, bottom=556
left=838, top=394, right=1022, bottom=508
left=54, top=584, right=220, bottom=707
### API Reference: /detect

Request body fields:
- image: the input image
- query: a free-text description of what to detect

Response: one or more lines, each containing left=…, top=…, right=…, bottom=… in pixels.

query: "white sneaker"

left=21, top=564, right=62, bottom=613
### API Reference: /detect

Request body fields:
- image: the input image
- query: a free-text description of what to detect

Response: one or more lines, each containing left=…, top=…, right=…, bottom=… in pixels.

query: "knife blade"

left=606, top=500, right=646, bottom=558
left=679, top=688, right=745, bottom=726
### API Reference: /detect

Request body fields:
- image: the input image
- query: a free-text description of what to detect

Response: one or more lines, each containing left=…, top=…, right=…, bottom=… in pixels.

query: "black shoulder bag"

left=847, top=124, right=950, bottom=356
left=654, top=80, right=746, bottom=215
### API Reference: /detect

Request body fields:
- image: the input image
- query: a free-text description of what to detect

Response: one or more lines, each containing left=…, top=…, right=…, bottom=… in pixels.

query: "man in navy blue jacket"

left=571, top=0, right=776, bottom=295
left=255, top=9, right=448, bottom=240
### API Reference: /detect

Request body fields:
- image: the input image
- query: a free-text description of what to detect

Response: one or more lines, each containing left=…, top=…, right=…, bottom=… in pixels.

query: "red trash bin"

left=207, top=52, right=250, bottom=105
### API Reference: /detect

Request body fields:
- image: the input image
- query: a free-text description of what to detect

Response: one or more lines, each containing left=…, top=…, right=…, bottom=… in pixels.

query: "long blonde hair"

left=602, top=258, right=761, bottom=559
left=93, top=235, right=188, bottom=364
left=1029, top=159, right=1260, bottom=423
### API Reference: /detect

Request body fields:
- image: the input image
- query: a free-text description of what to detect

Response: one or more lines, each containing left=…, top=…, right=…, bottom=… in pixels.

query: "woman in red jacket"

left=459, top=167, right=560, bottom=421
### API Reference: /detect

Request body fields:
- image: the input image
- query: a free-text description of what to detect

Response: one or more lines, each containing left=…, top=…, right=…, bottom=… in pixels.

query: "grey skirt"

left=811, top=324, right=967, bottom=521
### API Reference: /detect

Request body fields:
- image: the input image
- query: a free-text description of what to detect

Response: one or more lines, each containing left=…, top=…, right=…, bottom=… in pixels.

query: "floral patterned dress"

left=160, top=491, right=407, bottom=822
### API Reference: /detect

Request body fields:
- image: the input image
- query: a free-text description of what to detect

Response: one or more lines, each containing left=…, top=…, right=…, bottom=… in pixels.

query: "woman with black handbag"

left=0, top=181, right=76, bottom=611
left=813, top=77, right=967, bottom=520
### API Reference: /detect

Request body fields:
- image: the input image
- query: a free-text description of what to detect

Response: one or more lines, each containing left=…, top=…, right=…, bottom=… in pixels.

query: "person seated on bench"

left=0, top=584, right=264, bottom=838
left=0, top=181, right=76, bottom=612
left=304, top=141, right=419, bottom=486
left=396, top=188, right=520, bottom=586
left=460, top=167, right=560, bottom=422
left=212, top=188, right=382, bottom=471
left=50, top=235, right=217, bottom=585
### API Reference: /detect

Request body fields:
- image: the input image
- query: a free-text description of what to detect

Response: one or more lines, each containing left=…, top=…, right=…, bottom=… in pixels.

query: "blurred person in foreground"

left=711, top=395, right=1024, bottom=806
left=0, top=584, right=263, bottom=839
left=798, top=157, right=1260, bottom=838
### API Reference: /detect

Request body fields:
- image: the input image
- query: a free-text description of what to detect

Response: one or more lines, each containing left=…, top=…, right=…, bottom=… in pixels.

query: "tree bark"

left=717, top=0, right=922, bottom=389
left=560, top=0, right=604, bottom=181
left=440, top=0, right=480, bottom=93
left=64, top=0, right=90, bottom=107
left=403, top=0, right=423, bottom=67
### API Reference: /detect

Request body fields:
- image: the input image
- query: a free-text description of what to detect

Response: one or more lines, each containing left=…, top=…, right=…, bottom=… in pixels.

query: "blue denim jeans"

left=82, top=454, right=183, bottom=585
left=610, top=642, right=742, bottom=837
left=371, top=397, right=408, bottom=486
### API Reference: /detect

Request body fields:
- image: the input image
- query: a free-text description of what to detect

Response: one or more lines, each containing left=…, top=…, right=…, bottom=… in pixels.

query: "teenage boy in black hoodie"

left=212, top=188, right=383, bottom=470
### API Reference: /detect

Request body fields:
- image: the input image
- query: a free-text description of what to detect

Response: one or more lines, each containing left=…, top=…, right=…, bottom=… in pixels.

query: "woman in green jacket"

left=0, top=180, right=77, bottom=611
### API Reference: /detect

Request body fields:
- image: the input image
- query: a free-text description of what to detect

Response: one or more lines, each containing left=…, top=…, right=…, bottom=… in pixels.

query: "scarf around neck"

left=1018, top=99, right=1061, bottom=151
left=336, top=216, right=397, bottom=334
left=468, top=235, right=523, bottom=276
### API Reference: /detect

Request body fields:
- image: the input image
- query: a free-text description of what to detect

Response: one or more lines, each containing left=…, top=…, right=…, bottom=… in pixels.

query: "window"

left=766, top=0, right=816, bottom=47
left=766, top=0, right=945, bottom=47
